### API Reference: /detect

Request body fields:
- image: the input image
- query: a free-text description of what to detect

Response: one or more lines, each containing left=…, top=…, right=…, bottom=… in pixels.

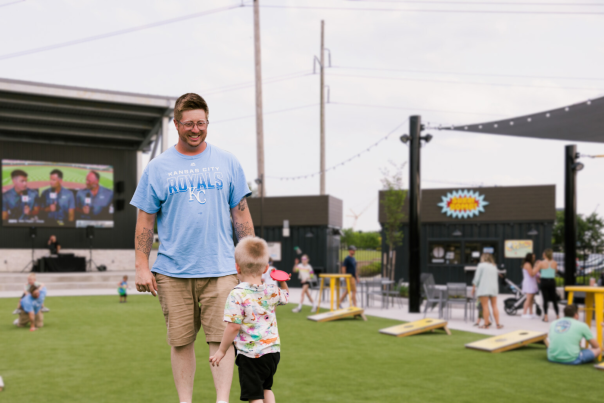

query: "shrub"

left=359, top=261, right=381, bottom=277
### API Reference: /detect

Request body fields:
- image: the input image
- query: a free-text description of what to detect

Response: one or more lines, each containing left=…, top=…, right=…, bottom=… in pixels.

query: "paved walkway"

left=2, top=285, right=599, bottom=338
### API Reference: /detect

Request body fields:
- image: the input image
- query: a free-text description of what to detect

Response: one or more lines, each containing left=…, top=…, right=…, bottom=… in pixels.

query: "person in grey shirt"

left=472, top=253, right=503, bottom=329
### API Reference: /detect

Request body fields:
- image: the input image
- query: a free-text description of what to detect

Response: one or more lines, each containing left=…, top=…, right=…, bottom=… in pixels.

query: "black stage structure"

left=0, top=78, right=175, bottom=252
left=402, top=96, right=604, bottom=312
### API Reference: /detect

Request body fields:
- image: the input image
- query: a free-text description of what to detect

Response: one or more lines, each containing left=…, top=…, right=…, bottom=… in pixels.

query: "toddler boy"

left=210, top=237, right=289, bottom=403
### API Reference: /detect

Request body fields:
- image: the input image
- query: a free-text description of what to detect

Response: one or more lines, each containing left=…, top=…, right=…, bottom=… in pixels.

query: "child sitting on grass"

left=118, top=275, right=128, bottom=303
left=210, top=237, right=290, bottom=403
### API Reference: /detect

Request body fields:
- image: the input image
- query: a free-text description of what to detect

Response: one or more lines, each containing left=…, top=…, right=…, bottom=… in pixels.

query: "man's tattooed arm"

left=136, top=227, right=154, bottom=256
left=237, top=198, right=247, bottom=212
left=234, top=222, right=254, bottom=240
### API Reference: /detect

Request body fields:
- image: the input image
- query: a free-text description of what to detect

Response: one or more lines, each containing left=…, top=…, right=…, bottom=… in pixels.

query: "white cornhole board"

left=465, top=330, right=547, bottom=353
left=0, top=375, right=4, bottom=391
left=379, top=318, right=450, bottom=337
left=307, top=307, right=366, bottom=322
left=594, top=362, right=604, bottom=371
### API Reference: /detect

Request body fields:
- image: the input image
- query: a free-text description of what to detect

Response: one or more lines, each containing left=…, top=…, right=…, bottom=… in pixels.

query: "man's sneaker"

left=41, top=307, right=50, bottom=313
left=292, top=306, right=301, bottom=313
left=13, top=308, right=22, bottom=315
left=13, top=318, right=19, bottom=326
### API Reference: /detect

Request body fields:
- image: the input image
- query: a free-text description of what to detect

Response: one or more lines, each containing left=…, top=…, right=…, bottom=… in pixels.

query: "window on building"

left=464, top=242, right=498, bottom=265
left=430, top=243, right=461, bottom=265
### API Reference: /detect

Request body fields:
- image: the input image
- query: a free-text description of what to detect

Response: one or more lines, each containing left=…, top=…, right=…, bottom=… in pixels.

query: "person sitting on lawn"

left=13, top=273, right=47, bottom=315
left=210, top=237, right=290, bottom=403
left=14, top=283, right=47, bottom=331
left=546, top=304, right=601, bottom=365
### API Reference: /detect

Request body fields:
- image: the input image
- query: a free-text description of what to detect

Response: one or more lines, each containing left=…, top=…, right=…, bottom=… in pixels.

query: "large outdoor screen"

left=2, top=160, right=114, bottom=228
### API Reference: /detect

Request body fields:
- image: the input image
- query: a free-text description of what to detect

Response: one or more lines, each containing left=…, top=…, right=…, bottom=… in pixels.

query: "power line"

left=203, top=71, right=313, bottom=95
left=347, top=0, right=604, bottom=6
left=212, top=103, right=318, bottom=124
left=266, top=120, right=406, bottom=180
left=0, top=0, right=25, bottom=8
left=333, top=66, right=604, bottom=82
left=246, top=4, right=604, bottom=15
left=330, top=101, right=505, bottom=117
left=328, top=72, right=604, bottom=92
left=0, top=4, right=242, bottom=62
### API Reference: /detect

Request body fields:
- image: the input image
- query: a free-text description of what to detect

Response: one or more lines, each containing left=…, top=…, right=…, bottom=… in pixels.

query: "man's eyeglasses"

left=176, top=120, right=209, bottom=130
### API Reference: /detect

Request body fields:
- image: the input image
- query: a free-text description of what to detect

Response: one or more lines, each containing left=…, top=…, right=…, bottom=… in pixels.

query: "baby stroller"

left=503, top=276, right=542, bottom=316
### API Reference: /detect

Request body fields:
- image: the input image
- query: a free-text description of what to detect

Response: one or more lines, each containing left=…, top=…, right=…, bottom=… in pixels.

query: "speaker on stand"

left=21, top=227, right=37, bottom=272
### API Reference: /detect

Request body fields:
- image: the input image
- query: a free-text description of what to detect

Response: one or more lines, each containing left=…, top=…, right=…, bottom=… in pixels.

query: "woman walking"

left=292, top=255, right=315, bottom=313
left=472, top=253, right=503, bottom=329
left=534, top=248, right=559, bottom=322
left=521, top=253, right=539, bottom=319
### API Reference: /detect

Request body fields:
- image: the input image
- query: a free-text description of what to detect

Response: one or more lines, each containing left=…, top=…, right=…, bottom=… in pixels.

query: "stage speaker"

left=86, top=225, right=95, bottom=239
left=115, top=199, right=125, bottom=211
left=115, top=181, right=125, bottom=194
left=29, top=227, right=37, bottom=238
left=97, top=265, right=107, bottom=272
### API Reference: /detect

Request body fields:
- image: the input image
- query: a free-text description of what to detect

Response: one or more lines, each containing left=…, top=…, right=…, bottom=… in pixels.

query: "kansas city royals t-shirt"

left=130, top=143, right=251, bottom=278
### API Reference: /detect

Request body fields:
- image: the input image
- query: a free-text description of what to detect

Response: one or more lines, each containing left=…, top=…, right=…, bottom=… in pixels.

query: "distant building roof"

left=0, top=77, right=176, bottom=150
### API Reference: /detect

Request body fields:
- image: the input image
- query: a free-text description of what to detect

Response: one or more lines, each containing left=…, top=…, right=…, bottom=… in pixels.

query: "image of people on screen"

left=40, top=169, right=75, bottom=226
left=2, top=169, right=41, bottom=224
left=76, top=171, right=114, bottom=221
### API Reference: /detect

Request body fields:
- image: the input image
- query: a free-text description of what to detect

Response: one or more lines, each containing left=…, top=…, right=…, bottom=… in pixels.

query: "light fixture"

left=527, top=227, right=538, bottom=236
left=421, top=134, right=433, bottom=143
left=452, top=229, right=462, bottom=237
left=400, top=134, right=410, bottom=144
left=572, top=162, right=585, bottom=172
left=305, top=232, right=314, bottom=238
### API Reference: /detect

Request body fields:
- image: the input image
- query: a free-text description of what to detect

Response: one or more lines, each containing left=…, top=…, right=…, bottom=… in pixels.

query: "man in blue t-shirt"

left=340, top=245, right=359, bottom=307
left=131, top=93, right=254, bottom=403
left=76, top=171, right=113, bottom=221
left=40, top=169, right=75, bottom=226
left=2, top=169, right=40, bottom=223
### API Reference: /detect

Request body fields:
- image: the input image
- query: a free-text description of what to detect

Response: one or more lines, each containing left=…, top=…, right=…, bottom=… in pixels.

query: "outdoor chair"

left=385, top=278, right=406, bottom=308
left=445, top=282, right=470, bottom=321
left=422, top=274, right=446, bottom=318
left=366, top=279, right=390, bottom=309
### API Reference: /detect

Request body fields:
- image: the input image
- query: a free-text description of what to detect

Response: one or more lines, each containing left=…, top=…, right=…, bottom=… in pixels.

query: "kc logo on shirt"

left=167, top=168, right=224, bottom=205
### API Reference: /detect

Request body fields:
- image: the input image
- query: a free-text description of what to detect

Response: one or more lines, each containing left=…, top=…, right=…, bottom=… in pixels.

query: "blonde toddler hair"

left=235, top=237, right=270, bottom=275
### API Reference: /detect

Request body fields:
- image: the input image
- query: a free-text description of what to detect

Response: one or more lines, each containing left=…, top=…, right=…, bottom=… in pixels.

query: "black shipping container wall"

left=0, top=140, right=137, bottom=249
left=380, top=185, right=556, bottom=285
left=246, top=196, right=343, bottom=288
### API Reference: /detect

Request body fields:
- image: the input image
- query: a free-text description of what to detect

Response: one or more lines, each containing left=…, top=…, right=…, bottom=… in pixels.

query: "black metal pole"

left=408, top=116, right=422, bottom=313
left=564, top=145, right=577, bottom=288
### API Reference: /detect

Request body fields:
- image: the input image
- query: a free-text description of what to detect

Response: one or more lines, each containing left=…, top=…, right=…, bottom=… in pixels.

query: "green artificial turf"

left=1, top=295, right=601, bottom=403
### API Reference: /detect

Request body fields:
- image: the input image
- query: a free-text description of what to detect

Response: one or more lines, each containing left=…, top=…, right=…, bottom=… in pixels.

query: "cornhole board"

left=594, top=362, right=604, bottom=371
left=379, top=318, right=450, bottom=337
left=465, top=330, right=547, bottom=353
left=307, top=307, right=366, bottom=322
left=0, top=375, right=4, bottom=391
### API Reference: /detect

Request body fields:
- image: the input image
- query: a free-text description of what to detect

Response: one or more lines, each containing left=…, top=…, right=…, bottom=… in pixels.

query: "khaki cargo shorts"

left=154, top=273, right=238, bottom=347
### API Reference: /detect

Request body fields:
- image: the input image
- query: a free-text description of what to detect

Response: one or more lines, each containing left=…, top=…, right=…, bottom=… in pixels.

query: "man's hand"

left=49, top=203, right=56, bottom=212
left=135, top=268, right=157, bottom=296
left=209, top=350, right=226, bottom=367
left=83, top=205, right=90, bottom=215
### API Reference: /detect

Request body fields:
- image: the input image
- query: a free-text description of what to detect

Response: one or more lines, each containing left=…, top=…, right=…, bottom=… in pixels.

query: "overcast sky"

left=1, top=0, right=603, bottom=231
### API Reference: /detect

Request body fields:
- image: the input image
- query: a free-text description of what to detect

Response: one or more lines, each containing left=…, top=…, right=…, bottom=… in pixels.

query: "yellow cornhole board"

left=379, top=318, right=450, bottom=337
left=594, top=362, right=604, bottom=371
left=307, top=307, right=366, bottom=322
left=466, top=330, right=547, bottom=353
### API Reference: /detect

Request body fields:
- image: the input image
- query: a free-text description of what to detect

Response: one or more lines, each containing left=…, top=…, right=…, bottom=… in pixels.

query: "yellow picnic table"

left=316, top=273, right=353, bottom=312
left=565, top=286, right=604, bottom=361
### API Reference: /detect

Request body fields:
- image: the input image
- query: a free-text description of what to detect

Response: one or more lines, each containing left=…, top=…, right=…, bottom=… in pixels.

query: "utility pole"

left=253, top=0, right=266, bottom=197
left=408, top=116, right=422, bottom=313
left=319, top=20, right=326, bottom=195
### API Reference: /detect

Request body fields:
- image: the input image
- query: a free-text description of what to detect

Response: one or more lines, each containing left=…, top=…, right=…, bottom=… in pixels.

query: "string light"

left=266, top=120, right=406, bottom=181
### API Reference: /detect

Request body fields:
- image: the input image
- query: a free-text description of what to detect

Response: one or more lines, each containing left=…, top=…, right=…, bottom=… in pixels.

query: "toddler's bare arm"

left=209, top=322, right=241, bottom=366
